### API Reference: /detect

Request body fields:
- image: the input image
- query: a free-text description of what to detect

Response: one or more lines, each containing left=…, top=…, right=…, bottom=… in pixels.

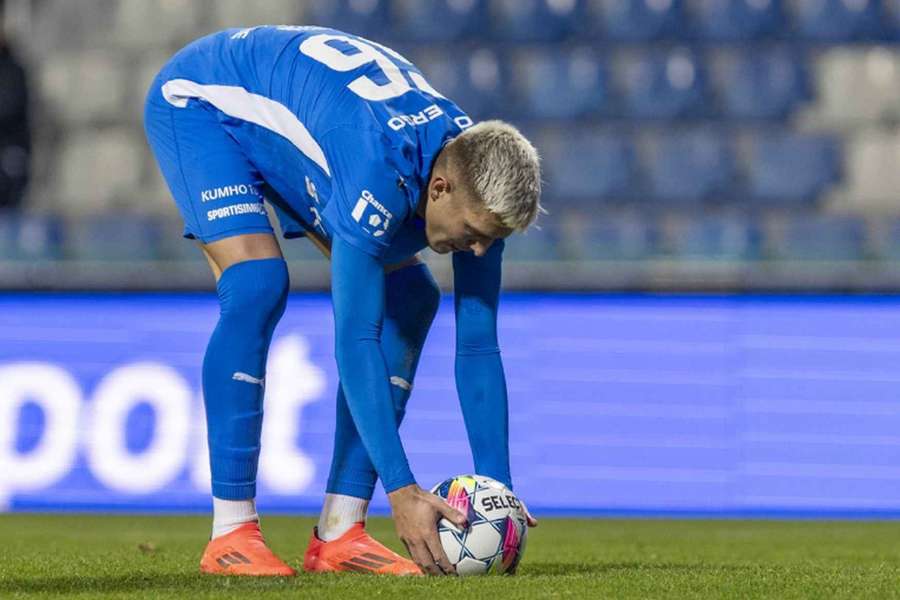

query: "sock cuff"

left=317, top=493, right=370, bottom=541
left=212, top=497, right=258, bottom=538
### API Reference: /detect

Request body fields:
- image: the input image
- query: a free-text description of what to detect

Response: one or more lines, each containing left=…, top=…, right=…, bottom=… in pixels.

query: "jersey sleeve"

left=320, top=126, right=413, bottom=259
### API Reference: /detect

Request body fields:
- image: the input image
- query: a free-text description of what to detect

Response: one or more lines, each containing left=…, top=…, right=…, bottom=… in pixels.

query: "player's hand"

left=521, top=498, right=539, bottom=528
left=388, top=483, right=467, bottom=576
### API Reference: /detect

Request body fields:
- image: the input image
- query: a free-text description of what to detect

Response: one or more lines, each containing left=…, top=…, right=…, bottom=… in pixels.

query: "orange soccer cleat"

left=200, top=522, right=296, bottom=576
left=303, top=522, right=422, bottom=576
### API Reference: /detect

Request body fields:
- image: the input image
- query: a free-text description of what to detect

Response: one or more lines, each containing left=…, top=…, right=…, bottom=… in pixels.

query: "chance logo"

left=350, top=190, right=392, bottom=238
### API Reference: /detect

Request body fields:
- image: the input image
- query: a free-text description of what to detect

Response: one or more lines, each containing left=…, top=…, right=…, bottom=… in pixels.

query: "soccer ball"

left=430, top=474, right=527, bottom=576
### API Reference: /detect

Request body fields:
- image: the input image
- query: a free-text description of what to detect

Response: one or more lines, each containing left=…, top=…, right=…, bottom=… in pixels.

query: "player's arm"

left=453, top=240, right=537, bottom=526
left=453, top=240, right=511, bottom=484
left=330, top=236, right=466, bottom=574
left=331, top=236, right=413, bottom=490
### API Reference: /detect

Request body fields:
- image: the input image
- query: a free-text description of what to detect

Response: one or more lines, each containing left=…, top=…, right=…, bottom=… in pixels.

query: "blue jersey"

left=146, top=25, right=473, bottom=263
left=144, top=27, right=512, bottom=495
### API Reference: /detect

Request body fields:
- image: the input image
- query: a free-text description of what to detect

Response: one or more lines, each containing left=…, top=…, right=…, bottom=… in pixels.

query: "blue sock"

left=326, top=262, right=440, bottom=499
left=203, top=257, right=289, bottom=500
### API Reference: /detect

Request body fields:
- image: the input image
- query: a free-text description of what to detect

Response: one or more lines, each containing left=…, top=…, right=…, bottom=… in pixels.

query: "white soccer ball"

left=430, top=474, right=528, bottom=576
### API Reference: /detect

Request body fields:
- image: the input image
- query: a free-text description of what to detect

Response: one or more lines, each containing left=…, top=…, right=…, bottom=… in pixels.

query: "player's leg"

left=200, top=234, right=287, bottom=529
left=196, top=233, right=295, bottom=576
left=304, top=257, right=440, bottom=575
left=144, top=76, right=293, bottom=576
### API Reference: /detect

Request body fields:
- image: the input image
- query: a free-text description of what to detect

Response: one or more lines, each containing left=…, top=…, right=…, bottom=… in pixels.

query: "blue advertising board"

left=2, top=294, right=899, bottom=516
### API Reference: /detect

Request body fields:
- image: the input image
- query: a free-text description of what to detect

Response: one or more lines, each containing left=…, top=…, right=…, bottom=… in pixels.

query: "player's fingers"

left=401, top=538, right=427, bottom=574
left=409, top=540, right=441, bottom=576
left=432, top=497, right=468, bottom=529
left=521, top=500, right=538, bottom=527
left=424, top=530, right=456, bottom=575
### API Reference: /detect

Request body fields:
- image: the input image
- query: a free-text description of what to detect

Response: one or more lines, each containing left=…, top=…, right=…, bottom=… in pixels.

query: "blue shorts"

left=143, top=72, right=310, bottom=244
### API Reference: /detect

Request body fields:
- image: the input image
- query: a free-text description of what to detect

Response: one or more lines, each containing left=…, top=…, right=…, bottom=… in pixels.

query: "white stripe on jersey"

left=161, top=78, right=331, bottom=177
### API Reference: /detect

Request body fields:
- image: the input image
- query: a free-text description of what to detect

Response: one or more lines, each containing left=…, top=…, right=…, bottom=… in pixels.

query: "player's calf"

left=203, top=257, right=288, bottom=527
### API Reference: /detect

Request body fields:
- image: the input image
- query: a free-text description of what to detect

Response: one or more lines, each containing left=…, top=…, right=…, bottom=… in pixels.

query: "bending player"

left=144, top=25, right=542, bottom=577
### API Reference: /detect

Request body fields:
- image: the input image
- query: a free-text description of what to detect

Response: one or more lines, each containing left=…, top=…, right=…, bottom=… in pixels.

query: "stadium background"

left=2, top=0, right=900, bottom=517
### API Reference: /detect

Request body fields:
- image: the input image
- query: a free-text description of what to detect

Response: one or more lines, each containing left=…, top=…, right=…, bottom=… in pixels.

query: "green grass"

left=1, top=515, right=899, bottom=599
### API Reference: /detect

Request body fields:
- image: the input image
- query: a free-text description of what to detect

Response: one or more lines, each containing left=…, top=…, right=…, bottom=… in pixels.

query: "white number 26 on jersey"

left=299, top=33, right=444, bottom=102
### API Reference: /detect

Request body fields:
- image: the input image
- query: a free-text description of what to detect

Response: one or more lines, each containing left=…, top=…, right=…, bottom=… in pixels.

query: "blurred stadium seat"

left=692, top=0, right=784, bottom=40
left=305, top=0, right=391, bottom=38
left=539, top=128, right=637, bottom=203
left=65, top=214, right=165, bottom=262
left=668, top=215, right=762, bottom=260
left=55, top=130, right=144, bottom=212
left=833, top=133, right=900, bottom=212
left=511, top=47, right=612, bottom=119
left=878, top=217, right=900, bottom=260
left=791, top=0, right=884, bottom=41
left=112, top=0, right=205, bottom=49
left=620, top=49, right=709, bottom=118
left=40, top=53, right=128, bottom=124
left=804, top=49, right=900, bottom=125
left=747, top=134, right=842, bottom=205
left=488, top=0, right=586, bottom=42
left=596, top=0, right=686, bottom=40
left=647, top=130, right=736, bottom=203
left=886, top=0, right=900, bottom=39
left=503, top=224, right=564, bottom=260
left=0, top=213, right=64, bottom=261
left=391, top=0, right=487, bottom=42
left=575, top=217, right=660, bottom=260
left=774, top=215, right=868, bottom=260
left=715, top=49, right=812, bottom=119
left=209, top=0, right=303, bottom=30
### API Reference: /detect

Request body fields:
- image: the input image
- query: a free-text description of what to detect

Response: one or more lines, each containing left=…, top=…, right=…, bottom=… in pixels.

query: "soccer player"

left=144, top=25, right=541, bottom=577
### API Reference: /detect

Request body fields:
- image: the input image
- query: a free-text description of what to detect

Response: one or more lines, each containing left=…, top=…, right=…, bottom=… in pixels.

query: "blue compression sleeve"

left=326, top=262, right=440, bottom=499
left=453, top=239, right=512, bottom=488
left=331, top=237, right=416, bottom=493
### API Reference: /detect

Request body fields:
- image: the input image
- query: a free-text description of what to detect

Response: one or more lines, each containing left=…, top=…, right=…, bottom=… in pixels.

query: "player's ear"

left=431, top=176, right=449, bottom=200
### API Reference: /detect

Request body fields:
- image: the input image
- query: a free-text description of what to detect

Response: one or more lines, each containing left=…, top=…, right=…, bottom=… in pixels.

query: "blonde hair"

left=445, top=120, right=543, bottom=231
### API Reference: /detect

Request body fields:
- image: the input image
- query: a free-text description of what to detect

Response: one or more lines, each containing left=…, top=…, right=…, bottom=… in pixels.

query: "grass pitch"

left=1, top=515, right=899, bottom=599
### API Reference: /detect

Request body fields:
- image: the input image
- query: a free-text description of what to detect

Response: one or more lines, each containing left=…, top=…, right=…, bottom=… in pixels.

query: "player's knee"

left=216, top=257, right=289, bottom=332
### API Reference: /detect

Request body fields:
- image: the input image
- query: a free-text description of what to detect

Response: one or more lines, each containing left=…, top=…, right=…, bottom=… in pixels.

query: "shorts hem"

left=186, top=226, right=276, bottom=245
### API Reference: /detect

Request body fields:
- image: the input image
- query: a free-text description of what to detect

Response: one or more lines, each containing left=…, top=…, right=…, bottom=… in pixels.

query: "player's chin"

left=432, top=242, right=452, bottom=254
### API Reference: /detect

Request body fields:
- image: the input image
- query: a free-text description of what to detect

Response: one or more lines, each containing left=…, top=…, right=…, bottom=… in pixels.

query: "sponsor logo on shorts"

left=350, top=190, right=392, bottom=238
left=207, top=202, right=267, bottom=221
left=200, top=184, right=261, bottom=203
